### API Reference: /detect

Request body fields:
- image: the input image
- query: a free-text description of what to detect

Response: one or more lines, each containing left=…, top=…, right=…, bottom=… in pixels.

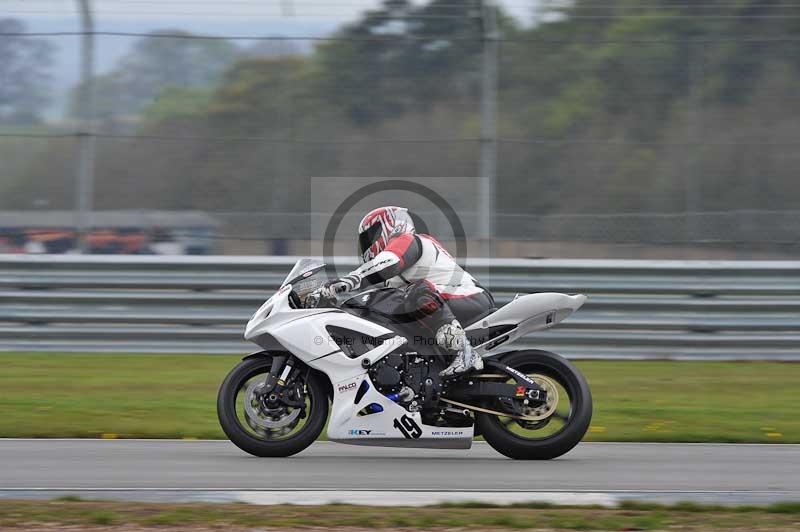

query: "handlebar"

left=302, top=289, right=338, bottom=310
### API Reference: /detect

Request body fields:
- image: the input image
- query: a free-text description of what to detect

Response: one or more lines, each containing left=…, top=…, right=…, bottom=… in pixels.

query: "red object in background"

left=118, top=232, right=148, bottom=254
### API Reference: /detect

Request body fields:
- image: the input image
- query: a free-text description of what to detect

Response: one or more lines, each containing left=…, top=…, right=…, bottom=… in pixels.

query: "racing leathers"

left=322, top=233, right=493, bottom=377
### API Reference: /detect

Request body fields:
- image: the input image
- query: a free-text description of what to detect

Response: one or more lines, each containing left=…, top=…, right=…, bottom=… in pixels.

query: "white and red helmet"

left=357, top=206, right=415, bottom=263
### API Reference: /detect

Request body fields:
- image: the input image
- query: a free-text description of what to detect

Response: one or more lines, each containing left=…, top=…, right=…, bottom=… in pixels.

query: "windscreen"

left=281, top=258, right=324, bottom=287
left=281, top=259, right=328, bottom=304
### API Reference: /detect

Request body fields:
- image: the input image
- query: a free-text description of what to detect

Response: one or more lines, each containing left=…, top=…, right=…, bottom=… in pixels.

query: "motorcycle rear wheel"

left=217, top=355, right=328, bottom=457
left=476, top=350, right=592, bottom=460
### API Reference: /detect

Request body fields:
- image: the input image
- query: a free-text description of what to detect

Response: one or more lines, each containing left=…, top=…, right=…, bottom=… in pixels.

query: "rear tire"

left=217, top=356, right=328, bottom=457
left=476, top=350, right=592, bottom=460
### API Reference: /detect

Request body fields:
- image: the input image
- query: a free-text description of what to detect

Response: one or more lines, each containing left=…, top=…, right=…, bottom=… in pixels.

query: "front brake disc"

left=243, top=380, right=301, bottom=429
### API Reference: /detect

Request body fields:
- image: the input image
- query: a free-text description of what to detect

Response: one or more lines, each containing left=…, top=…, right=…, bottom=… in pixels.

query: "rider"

left=319, top=206, right=494, bottom=377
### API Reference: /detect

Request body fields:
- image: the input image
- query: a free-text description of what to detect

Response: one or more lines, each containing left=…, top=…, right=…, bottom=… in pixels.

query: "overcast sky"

left=6, top=0, right=540, bottom=26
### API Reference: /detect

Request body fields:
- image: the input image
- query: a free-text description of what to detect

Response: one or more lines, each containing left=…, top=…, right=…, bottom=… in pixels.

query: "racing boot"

left=437, top=320, right=484, bottom=378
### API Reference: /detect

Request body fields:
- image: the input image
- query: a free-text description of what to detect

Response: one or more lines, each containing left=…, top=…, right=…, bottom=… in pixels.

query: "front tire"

left=476, top=350, right=592, bottom=460
left=217, top=356, right=328, bottom=457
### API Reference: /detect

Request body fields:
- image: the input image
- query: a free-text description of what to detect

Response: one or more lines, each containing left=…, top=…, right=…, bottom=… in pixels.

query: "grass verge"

left=1, top=499, right=799, bottom=530
left=0, top=353, right=797, bottom=442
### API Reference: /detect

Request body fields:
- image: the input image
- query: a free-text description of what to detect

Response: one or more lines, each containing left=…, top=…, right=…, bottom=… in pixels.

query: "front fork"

left=262, top=354, right=306, bottom=410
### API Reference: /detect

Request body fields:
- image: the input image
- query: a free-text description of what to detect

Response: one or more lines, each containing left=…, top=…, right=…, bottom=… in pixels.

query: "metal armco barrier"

left=1, top=254, right=798, bottom=360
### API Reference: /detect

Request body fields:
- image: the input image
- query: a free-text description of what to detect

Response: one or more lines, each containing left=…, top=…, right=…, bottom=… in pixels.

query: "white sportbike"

left=218, top=259, right=592, bottom=459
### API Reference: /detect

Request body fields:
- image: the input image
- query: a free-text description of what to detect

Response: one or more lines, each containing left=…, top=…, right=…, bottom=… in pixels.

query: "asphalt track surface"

left=1, top=440, right=799, bottom=505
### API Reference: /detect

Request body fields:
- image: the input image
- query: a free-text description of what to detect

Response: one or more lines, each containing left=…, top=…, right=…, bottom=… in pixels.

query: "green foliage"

left=0, top=131, right=74, bottom=209
left=54, top=495, right=83, bottom=502
left=141, top=87, right=213, bottom=125
left=0, top=354, right=799, bottom=442
left=88, top=511, right=115, bottom=525
left=12, top=1, right=800, bottom=228
left=69, top=30, right=240, bottom=124
left=4, top=499, right=800, bottom=530
left=314, top=0, right=486, bottom=124
left=207, top=57, right=314, bottom=133
left=495, top=0, right=800, bottom=215
left=767, top=502, right=800, bottom=514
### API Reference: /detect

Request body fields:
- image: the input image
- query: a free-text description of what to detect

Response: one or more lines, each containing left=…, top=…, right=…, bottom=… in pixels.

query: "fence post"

left=685, top=39, right=704, bottom=249
left=74, top=0, right=96, bottom=253
left=479, top=0, right=499, bottom=256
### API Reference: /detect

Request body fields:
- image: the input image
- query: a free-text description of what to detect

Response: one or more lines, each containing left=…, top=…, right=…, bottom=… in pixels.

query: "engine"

left=368, top=351, right=443, bottom=411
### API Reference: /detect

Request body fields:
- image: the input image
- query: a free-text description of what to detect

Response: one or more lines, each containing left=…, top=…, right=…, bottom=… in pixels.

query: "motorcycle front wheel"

left=217, top=355, right=328, bottom=457
left=476, top=350, right=592, bottom=460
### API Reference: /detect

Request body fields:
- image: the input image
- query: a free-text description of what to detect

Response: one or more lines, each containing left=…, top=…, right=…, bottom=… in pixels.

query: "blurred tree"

left=141, top=87, right=213, bottom=126
left=314, top=0, right=487, bottom=124
left=497, top=0, right=800, bottom=217
left=16, top=0, right=800, bottom=246
left=207, top=57, right=312, bottom=134
left=69, top=30, right=240, bottom=126
left=0, top=19, right=54, bottom=125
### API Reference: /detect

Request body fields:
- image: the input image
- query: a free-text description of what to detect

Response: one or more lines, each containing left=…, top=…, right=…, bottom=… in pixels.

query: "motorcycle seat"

left=463, top=307, right=497, bottom=327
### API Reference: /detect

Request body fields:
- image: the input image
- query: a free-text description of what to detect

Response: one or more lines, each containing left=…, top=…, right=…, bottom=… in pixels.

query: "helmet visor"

left=358, top=223, right=382, bottom=257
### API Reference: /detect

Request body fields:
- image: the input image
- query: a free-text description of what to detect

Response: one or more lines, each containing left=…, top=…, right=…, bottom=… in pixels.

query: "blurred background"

left=3, top=0, right=799, bottom=259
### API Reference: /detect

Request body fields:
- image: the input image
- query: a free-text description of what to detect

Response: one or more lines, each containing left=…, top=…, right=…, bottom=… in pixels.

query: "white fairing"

left=244, top=265, right=585, bottom=449
left=466, top=292, right=587, bottom=355
left=244, top=284, right=473, bottom=448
